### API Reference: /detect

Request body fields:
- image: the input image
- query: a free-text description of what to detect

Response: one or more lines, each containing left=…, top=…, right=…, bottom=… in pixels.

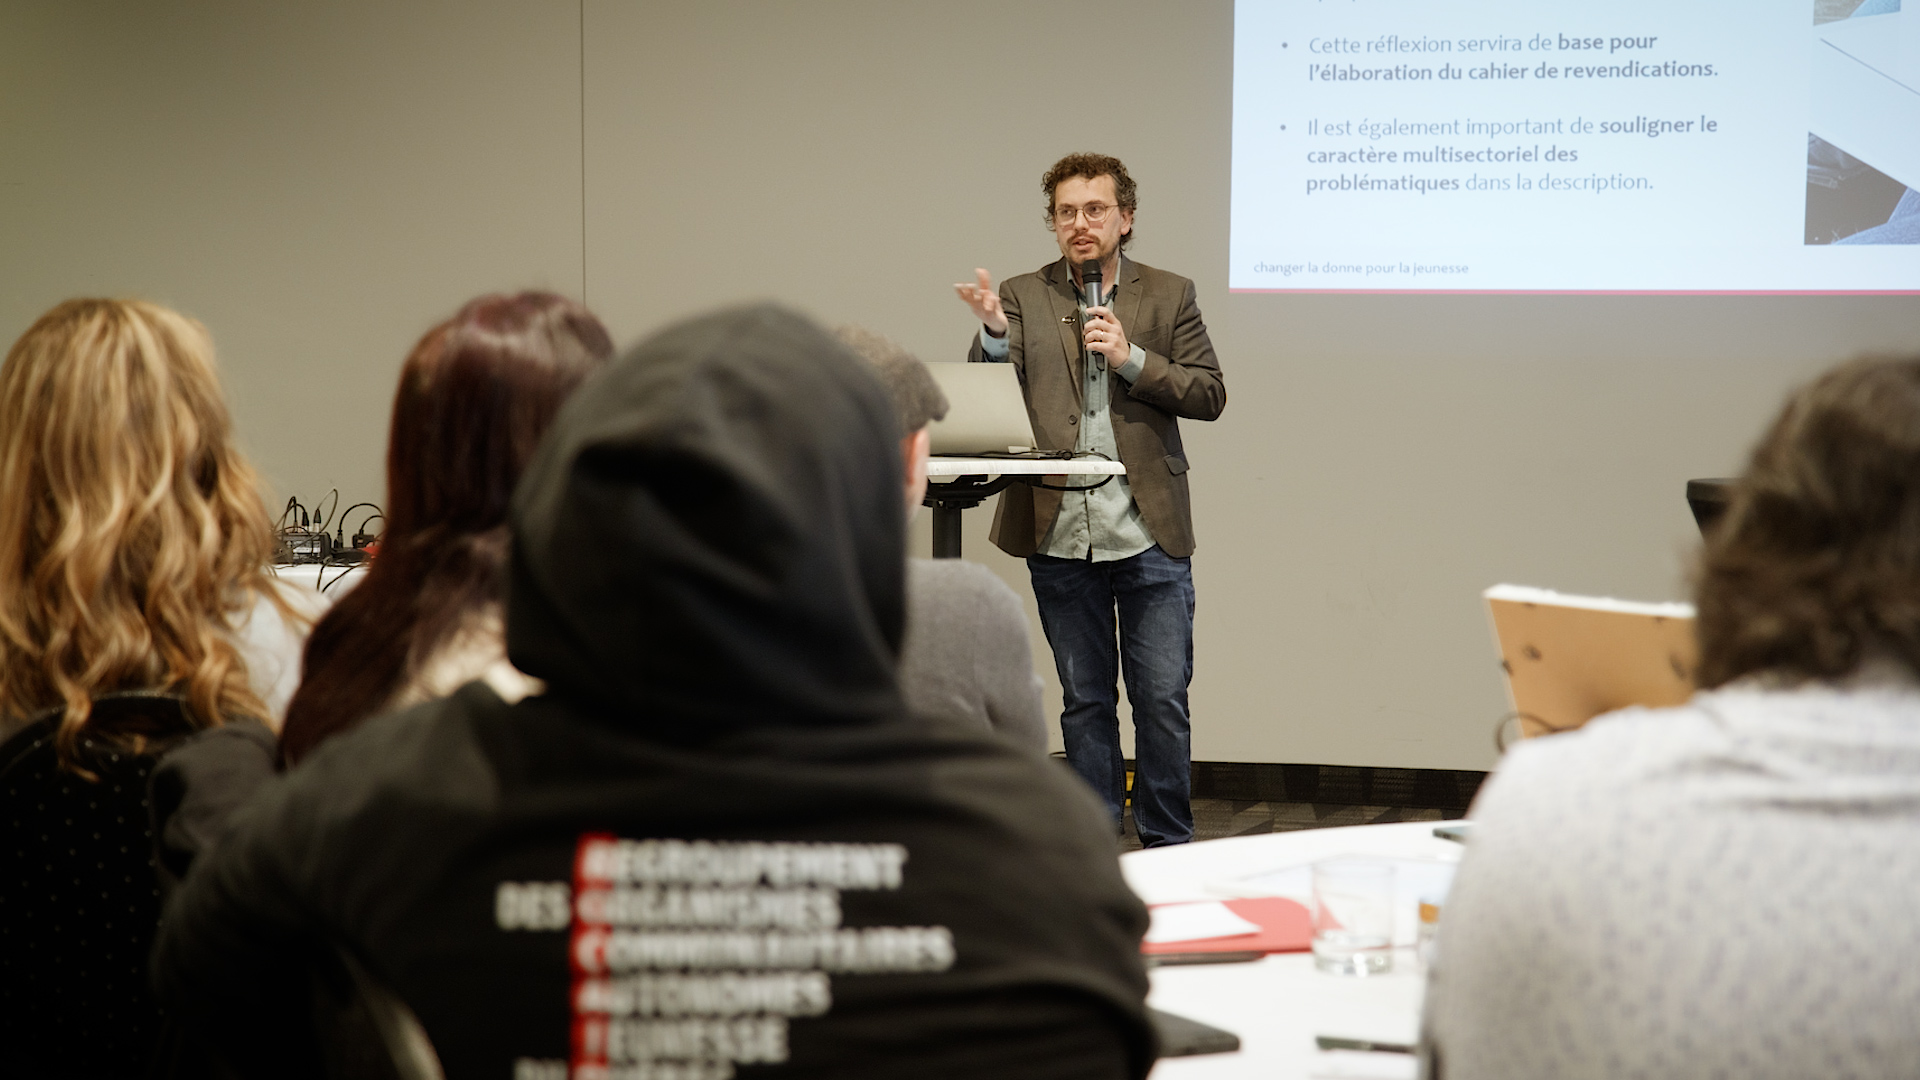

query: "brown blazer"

left=967, top=257, right=1226, bottom=558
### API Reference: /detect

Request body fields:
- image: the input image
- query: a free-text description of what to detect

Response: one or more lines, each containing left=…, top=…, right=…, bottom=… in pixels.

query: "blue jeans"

left=1028, top=546, right=1195, bottom=846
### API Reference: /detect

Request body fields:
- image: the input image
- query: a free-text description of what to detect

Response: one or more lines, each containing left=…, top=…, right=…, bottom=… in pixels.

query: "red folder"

left=1140, top=897, right=1314, bottom=956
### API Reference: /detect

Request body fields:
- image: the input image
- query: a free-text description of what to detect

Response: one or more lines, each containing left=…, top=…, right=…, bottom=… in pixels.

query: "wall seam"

left=579, top=0, right=588, bottom=305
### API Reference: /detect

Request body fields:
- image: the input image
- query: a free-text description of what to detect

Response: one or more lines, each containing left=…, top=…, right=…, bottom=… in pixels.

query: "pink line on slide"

left=1228, top=288, right=1920, bottom=296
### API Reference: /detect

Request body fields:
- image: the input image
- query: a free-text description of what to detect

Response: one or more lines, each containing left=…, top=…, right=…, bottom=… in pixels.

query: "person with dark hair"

left=149, top=291, right=611, bottom=913
left=151, top=305, right=1154, bottom=1079
left=834, top=326, right=1047, bottom=750
left=953, top=153, right=1225, bottom=846
left=279, top=290, right=612, bottom=764
left=1420, top=355, right=1920, bottom=1079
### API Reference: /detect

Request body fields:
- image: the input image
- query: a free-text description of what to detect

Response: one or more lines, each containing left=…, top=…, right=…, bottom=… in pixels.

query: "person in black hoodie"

left=151, top=305, right=1154, bottom=1080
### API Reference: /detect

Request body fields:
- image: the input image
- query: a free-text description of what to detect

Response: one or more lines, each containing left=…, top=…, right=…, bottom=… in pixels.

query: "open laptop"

left=924, top=363, right=1035, bottom=456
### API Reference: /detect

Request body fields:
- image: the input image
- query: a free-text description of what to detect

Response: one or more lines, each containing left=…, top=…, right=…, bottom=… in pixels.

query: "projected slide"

left=1230, top=0, right=1920, bottom=293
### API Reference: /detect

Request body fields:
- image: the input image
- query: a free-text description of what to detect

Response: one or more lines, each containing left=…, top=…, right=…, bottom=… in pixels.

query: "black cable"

left=319, top=558, right=363, bottom=594
left=953, top=449, right=1080, bottom=460
left=304, top=504, right=388, bottom=590
left=275, top=497, right=311, bottom=566
left=312, top=489, right=340, bottom=534
left=1492, top=711, right=1555, bottom=753
left=336, top=502, right=383, bottom=545
left=1027, top=450, right=1121, bottom=492
left=345, top=507, right=385, bottom=546
left=1030, top=476, right=1115, bottom=492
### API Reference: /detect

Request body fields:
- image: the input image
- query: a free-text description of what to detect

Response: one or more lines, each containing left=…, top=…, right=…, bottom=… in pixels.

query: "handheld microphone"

left=1081, top=260, right=1103, bottom=311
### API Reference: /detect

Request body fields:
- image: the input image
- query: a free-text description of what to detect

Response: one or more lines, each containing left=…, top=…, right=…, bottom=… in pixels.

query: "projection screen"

left=1231, top=0, right=1920, bottom=293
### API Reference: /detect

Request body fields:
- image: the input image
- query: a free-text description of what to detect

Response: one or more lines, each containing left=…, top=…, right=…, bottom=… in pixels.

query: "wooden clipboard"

left=1484, top=584, right=1698, bottom=738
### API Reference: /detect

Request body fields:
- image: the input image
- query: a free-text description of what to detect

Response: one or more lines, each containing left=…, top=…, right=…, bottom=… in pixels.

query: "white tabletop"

left=926, top=457, right=1127, bottom=477
left=269, top=562, right=368, bottom=595
left=1125, top=822, right=1464, bottom=1079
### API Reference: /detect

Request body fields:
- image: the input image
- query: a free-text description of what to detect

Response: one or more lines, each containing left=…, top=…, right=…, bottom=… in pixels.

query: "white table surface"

left=269, top=561, right=367, bottom=595
left=925, top=457, right=1127, bottom=477
left=1124, top=821, right=1465, bottom=1079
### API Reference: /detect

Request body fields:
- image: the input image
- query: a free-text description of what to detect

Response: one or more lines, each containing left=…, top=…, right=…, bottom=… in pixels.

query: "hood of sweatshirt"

left=505, top=304, right=907, bottom=742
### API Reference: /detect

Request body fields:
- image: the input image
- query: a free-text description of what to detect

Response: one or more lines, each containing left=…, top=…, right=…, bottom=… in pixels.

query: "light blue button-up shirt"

left=978, top=280, right=1156, bottom=562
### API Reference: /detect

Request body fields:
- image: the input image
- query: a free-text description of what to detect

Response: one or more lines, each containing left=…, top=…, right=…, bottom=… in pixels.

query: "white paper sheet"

left=1144, top=901, right=1265, bottom=944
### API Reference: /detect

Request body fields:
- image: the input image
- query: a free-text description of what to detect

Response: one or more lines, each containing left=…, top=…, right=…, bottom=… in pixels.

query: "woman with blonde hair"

left=0, top=298, right=320, bottom=1077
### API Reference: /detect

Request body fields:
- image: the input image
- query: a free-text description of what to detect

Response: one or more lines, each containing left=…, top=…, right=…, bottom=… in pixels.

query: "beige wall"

left=0, top=0, right=585, bottom=510
left=6, top=1, right=1918, bottom=770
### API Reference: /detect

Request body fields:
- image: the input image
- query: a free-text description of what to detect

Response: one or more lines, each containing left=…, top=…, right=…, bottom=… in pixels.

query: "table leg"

left=931, top=504, right=963, bottom=559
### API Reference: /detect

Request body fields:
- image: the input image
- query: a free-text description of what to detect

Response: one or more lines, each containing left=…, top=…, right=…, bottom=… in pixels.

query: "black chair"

left=0, top=692, right=197, bottom=1078
left=1686, top=477, right=1734, bottom=535
left=311, top=946, right=446, bottom=1080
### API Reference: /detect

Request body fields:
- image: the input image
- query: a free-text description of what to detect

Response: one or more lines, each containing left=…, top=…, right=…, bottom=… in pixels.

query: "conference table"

left=1124, top=821, right=1466, bottom=1079
left=922, top=457, right=1127, bottom=558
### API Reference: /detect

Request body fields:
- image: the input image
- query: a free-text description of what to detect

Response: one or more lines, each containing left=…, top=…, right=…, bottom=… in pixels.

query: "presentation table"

left=1123, top=821, right=1465, bottom=1079
left=922, top=457, right=1127, bottom=559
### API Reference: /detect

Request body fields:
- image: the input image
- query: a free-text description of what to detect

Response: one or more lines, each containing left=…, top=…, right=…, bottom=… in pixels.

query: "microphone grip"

left=1079, top=260, right=1104, bottom=363
left=1081, top=259, right=1103, bottom=312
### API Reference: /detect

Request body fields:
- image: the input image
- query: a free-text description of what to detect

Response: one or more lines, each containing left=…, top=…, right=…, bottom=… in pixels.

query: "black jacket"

left=152, top=305, right=1153, bottom=1079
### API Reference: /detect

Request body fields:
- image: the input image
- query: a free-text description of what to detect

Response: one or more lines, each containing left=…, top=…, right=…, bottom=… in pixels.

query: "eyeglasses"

left=1050, top=203, right=1118, bottom=228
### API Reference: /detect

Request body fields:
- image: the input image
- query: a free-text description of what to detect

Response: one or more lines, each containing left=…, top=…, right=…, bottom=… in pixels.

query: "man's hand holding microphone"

left=954, top=267, right=1129, bottom=368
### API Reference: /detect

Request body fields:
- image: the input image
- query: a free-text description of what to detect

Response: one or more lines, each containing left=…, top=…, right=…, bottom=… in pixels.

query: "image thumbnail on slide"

left=1806, top=0, right=1916, bottom=245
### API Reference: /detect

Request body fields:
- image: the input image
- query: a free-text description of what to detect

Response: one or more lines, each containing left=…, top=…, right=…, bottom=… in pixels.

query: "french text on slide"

left=1227, top=0, right=1898, bottom=291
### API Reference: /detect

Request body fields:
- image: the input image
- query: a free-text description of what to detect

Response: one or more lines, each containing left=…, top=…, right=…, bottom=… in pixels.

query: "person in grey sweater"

left=1421, top=355, right=1920, bottom=1080
left=836, top=327, right=1048, bottom=751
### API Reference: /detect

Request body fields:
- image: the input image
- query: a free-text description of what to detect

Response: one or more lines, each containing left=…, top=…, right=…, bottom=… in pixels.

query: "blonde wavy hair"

left=0, top=299, right=284, bottom=769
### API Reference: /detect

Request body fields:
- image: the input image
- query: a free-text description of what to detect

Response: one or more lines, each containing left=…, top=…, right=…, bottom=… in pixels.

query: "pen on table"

left=1142, top=950, right=1265, bottom=968
left=1316, top=1035, right=1416, bottom=1055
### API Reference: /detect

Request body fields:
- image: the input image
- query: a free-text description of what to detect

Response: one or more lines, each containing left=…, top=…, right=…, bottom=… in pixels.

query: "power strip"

left=276, top=529, right=334, bottom=565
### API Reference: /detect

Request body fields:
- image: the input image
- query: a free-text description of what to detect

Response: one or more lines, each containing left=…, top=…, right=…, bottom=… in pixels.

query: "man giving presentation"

left=954, top=152, right=1226, bottom=846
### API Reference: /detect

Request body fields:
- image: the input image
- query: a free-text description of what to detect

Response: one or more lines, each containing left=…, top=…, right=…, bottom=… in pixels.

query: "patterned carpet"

left=1119, top=798, right=1451, bottom=852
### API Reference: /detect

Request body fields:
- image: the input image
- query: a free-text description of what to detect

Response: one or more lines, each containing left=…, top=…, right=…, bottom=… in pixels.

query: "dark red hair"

left=279, top=292, right=612, bottom=764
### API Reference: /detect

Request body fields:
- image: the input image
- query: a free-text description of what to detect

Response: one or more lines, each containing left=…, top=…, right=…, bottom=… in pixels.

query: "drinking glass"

left=1311, top=858, right=1394, bottom=975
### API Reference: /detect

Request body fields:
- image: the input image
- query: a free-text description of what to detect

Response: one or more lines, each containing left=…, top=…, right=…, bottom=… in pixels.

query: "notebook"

left=1140, top=897, right=1313, bottom=956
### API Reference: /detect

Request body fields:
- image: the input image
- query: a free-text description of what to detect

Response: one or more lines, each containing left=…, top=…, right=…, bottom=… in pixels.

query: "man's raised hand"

left=953, top=268, right=1009, bottom=337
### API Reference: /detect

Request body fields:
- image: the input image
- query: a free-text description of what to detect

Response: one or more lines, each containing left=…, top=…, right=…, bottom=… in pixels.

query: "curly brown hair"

left=1695, top=355, right=1920, bottom=688
left=1041, top=152, right=1137, bottom=250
